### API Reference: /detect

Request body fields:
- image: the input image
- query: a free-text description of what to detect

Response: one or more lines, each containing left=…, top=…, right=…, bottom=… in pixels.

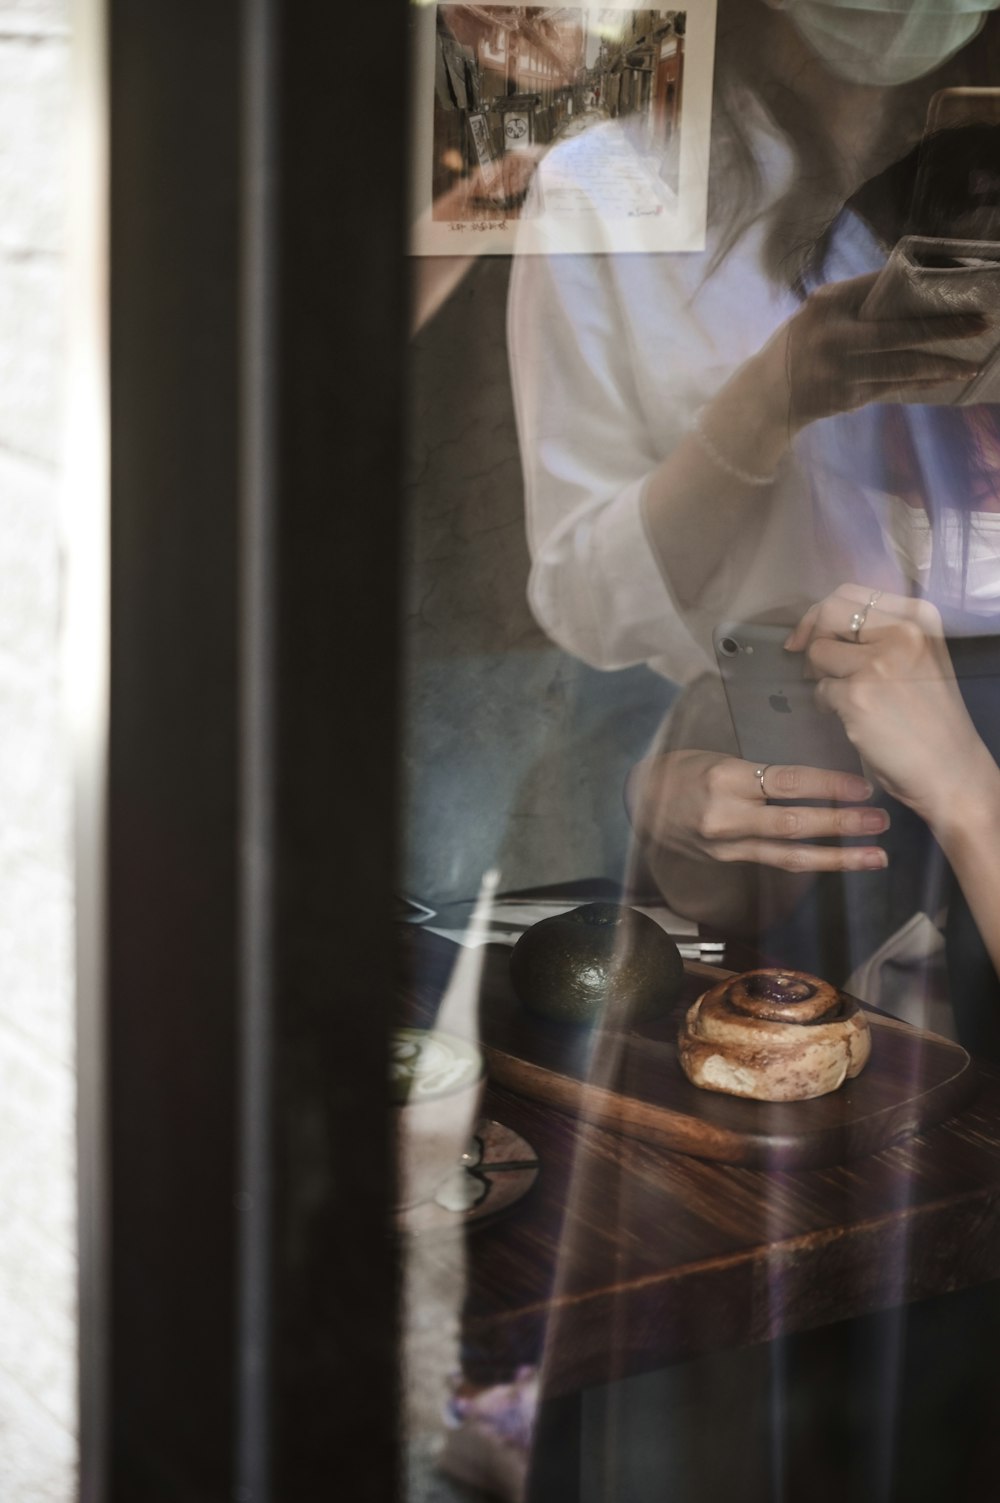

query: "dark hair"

left=847, top=120, right=1000, bottom=604
left=706, top=3, right=1000, bottom=608
left=708, top=1, right=1000, bottom=288
left=912, top=408, right=1000, bottom=610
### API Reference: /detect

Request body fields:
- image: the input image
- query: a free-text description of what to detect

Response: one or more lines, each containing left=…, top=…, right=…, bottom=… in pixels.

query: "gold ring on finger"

left=755, top=764, right=771, bottom=799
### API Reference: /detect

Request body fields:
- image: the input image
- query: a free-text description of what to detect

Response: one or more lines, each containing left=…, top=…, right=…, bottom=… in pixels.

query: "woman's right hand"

left=626, top=750, right=890, bottom=873
left=752, top=271, right=987, bottom=437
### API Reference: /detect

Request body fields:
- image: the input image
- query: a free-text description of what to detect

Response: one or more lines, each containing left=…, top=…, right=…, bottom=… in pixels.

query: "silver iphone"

left=713, top=621, right=863, bottom=779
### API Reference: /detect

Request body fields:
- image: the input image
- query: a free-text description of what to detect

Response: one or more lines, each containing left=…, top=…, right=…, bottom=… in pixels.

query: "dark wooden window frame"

left=78, top=2, right=407, bottom=1497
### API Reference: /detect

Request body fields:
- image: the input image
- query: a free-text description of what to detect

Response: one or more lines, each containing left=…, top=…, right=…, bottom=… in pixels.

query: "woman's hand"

left=785, top=584, right=994, bottom=832
left=750, top=272, right=986, bottom=439
left=787, top=585, right=1000, bottom=981
left=626, top=750, right=889, bottom=873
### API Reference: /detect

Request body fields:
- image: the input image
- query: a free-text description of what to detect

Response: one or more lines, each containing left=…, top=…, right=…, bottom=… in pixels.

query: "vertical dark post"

left=98, top=0, right=407, bottom=1496
left=266, top=1, right=407, bottom=1496
left=108, top=2, right=242, bottom=1496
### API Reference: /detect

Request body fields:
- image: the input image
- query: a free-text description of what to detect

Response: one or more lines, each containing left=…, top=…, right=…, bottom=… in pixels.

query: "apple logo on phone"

left=769, top=693, right=791, bottom=714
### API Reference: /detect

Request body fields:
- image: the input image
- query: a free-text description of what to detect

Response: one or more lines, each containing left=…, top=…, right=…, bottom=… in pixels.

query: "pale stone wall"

left=0, top=1, right=76, bottom=1498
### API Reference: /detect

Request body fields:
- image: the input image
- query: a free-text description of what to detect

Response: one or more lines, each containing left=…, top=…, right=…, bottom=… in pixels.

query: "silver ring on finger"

left=850, top=589, right=883, bottom=643
left=755, top=764, right=771, bottom=800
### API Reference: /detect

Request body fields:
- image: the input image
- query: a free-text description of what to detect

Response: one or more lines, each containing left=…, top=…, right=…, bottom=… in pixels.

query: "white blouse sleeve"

left=508, top=245, right=705, bottom=679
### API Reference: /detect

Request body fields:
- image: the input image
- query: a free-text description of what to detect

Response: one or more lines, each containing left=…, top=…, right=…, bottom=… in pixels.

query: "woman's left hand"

left=785, top=584, right=993, bottom=830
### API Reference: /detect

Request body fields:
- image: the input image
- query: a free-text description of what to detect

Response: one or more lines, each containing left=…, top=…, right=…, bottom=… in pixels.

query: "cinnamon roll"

left=678, top=969, right=871, bottom=1102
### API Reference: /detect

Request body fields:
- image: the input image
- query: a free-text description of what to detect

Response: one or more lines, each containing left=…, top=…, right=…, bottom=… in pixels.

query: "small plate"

left=395, top=1119, right=538, bottom=1236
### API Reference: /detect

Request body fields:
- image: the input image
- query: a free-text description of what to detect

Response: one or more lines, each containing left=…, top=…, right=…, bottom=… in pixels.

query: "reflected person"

left=509, top=0, right=1000, bottom=1030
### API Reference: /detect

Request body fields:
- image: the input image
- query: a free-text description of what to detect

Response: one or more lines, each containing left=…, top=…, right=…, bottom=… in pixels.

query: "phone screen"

left=910, top=99, right=1000, bottom=241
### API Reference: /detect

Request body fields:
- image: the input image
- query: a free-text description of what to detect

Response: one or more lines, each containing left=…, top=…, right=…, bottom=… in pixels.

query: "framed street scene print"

left=409, top=2, right=718, bottom=256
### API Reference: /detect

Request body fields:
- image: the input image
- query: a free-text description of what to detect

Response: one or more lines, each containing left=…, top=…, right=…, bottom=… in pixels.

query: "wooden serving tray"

left=478, top=953, right=977, bottom=1169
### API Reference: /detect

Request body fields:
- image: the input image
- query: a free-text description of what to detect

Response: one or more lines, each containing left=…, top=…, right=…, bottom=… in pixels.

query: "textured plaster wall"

left=0, top=1, right=76, bottom=1498
left=403, top=258, right=675, bottom=906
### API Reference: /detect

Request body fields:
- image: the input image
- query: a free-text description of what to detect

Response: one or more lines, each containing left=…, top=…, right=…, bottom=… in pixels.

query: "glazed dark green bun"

left=510, top=901, right=684, bottom=1025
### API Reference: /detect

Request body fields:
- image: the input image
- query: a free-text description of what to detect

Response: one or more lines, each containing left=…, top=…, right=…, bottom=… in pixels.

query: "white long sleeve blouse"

left=508, top=122, right=879, bottom=685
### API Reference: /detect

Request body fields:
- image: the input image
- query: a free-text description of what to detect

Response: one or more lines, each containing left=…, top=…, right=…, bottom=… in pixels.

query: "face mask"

left=779, top=0, right=996, bottom=87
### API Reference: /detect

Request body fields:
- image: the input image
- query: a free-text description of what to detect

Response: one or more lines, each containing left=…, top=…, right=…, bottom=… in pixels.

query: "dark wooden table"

left=400, top=926, right=1000, bottom=1399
